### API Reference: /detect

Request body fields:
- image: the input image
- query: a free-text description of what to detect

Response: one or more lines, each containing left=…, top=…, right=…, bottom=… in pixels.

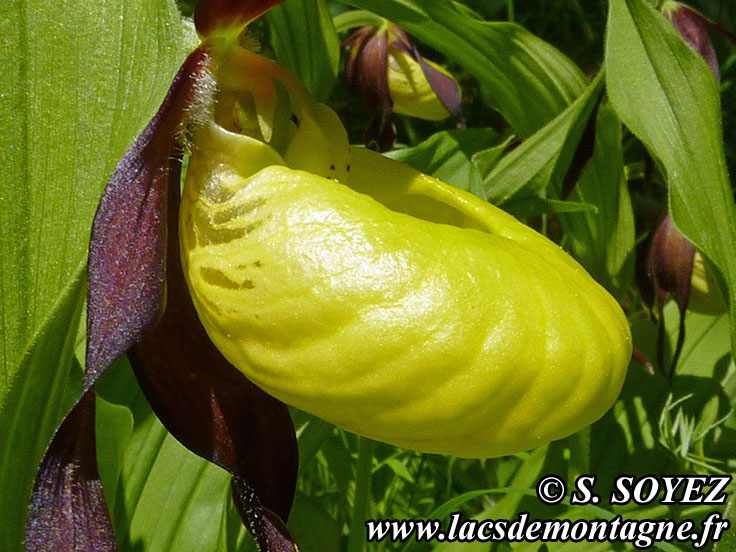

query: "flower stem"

left=506, top=0, right=515, bottom=22
left=347, top=437, right=375, bottom=552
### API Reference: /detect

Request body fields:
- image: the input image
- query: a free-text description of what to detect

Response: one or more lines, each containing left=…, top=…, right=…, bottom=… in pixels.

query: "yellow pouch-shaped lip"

left=181, top=119, right=632, bottom=458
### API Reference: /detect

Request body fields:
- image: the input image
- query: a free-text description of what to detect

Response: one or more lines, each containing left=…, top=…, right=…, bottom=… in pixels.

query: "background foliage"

left=2, top=0, right=736, bottom=550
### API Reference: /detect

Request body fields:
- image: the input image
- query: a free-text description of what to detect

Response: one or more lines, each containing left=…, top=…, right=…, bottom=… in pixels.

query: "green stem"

left=347, top=437, right=375, bottom=552
left=333, top=10, right=386, bottom=34
left=567, top=427, right=590, bottom=483
left=506, top=0, right=515, bottom=22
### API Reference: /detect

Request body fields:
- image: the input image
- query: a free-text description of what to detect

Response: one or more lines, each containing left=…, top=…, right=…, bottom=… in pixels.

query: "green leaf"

left=606, top=0, right=736, bottom=359
left=483, top=71, right=605, bottom=204
left=471, top=135, right=516, bottom=177
left=502, top=197, right=599, bottom=219
left=341, top=0, right=588, bottom=137
left=386, top=128, right=502, bottom=200
left=0, top=0, right=184, bottom=547
left=428, top=446, right=548, bottom=552
left=293, top=409, right=336, bottom=472
left=287, top=493, right=342, bottom=552
left=714, top=491, right=736, bottom=552
left=268, top=0, right=340, bottom=102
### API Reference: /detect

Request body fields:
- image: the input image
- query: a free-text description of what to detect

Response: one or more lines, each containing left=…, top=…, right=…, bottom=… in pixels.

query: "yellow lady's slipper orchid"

left=181, top=41, right=632, bottom=459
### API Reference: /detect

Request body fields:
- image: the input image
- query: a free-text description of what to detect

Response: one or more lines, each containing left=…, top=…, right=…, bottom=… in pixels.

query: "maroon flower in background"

left=344, top=20, right=463, bottom=151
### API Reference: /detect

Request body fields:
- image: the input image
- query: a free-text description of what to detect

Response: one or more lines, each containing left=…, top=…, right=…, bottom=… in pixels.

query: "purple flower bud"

left=637, top=214, right=723, bottom=378
left=343, top=21, right=462, bottom=151
left=662, top=1, right=720, bottom=81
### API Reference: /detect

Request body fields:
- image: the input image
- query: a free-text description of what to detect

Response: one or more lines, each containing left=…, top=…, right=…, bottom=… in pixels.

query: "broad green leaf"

left=606, top=0, right=736, bottom=359
left=0, top=0, right=183, bottom=388
left=267, top=0, right=340, bottom=102
left=471, top=135, right=516, bottom=176
left=559, top=104, right=635, bottom=298
left=483, top=71, right=605, bottom=204
left=0, top=0, right=183, bottom=547
left=341, top=0, right=588, bottom=138
left=95, top=391, right=134, bottom=516
left=386, top=128, right=502, bottom=200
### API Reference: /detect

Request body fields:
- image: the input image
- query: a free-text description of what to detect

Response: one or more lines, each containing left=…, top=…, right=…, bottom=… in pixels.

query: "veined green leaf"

left=606, top=0, right=736, bottom=359
left=503, top=197, right=599, bottom=219
left=0, top=0, right=183, bottom=386
left=386, top=128, right=502, bottom=200
left=0, top=0, right=184, bottom=547
left=268, top=0, right=340, bottom=102
left=341, top=0, right=588, bottom=137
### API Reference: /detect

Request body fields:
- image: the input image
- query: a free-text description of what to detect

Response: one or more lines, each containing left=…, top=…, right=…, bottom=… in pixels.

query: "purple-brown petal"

left=25, top=392, right=116, bottom=552
left=354, top=29, right=391, bottom=118
left=390, top=26, right=463, bottom=123
left=343, top=27, right=374, bottom=91
left=85, top=48, right=214, bottom=387
left=345, top=29, right=394, bottom=150
left=232, top=478, right=298, bottom=552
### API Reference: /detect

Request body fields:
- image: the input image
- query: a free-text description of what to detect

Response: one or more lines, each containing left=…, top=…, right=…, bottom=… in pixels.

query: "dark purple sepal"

left=364, top=113, right=397, bottom=153
left=343, top=27, right=388, bottom=114
left=25, top=391, right=117, bottom=552
left=195, top=0, right=285, bottom=39
left=127, top=156, right=298, bottom=546
left=232, top=478, right=298, bottom=552
left=392, top=28, right=464, bottom=124
left=85, top=47, right=213, bottom=387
